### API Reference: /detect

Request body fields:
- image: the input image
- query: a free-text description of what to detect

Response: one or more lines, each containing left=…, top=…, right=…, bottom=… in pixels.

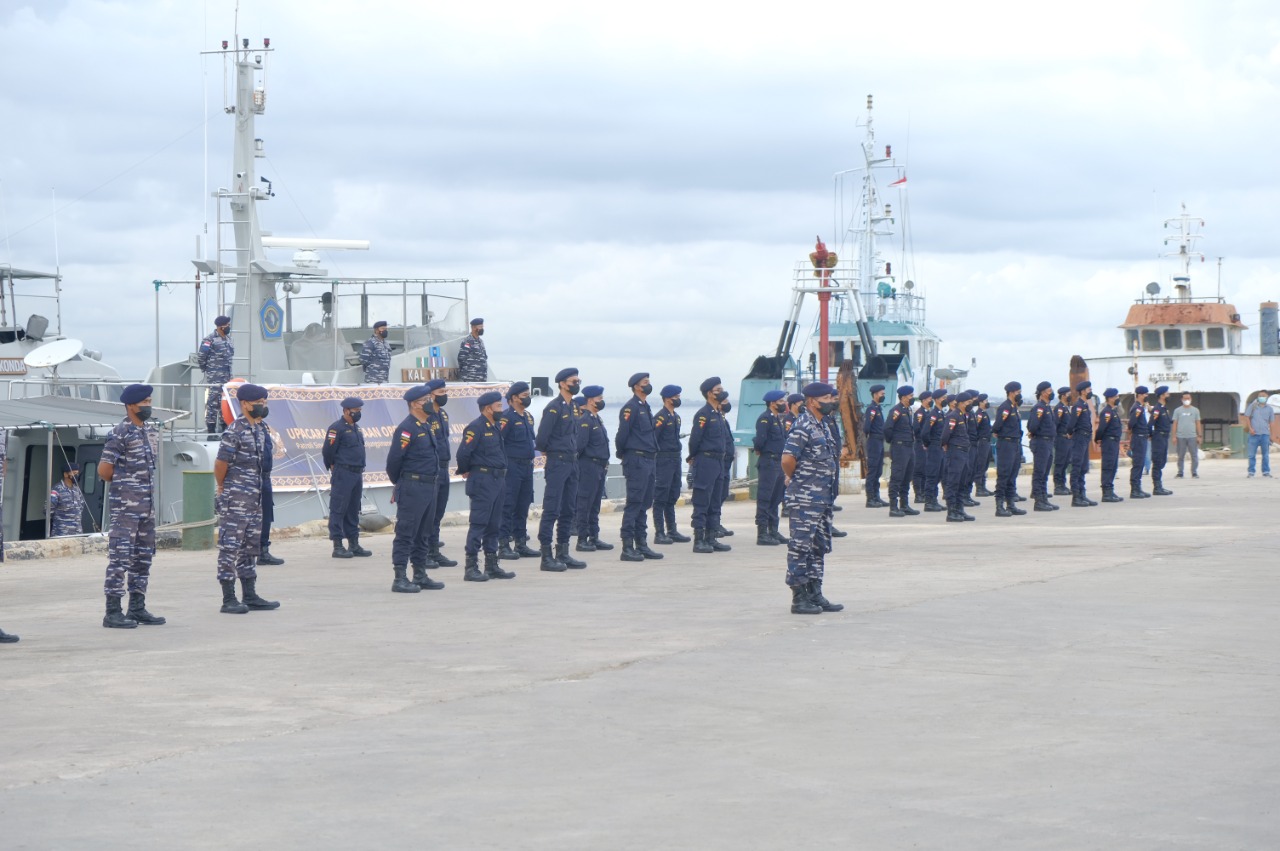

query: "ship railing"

left=790, top=262, right=927, bottom=326
left=3, top=378, right=207, bottom=434
left=1134, top=294, right=1226, bottom=305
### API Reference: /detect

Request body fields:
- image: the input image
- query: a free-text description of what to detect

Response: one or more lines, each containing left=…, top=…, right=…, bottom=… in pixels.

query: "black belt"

left=758, top=452, right=781, bottom=459
left=697, top=451, right=723, bottom=458
left=473, top=466, right=507, bottom=477
left=1101, top=437, right=1118, bottom=442
left=892, top=440, right=913, bottom=446
left=1030, top=435, right=1053, bottom=441
left=337, top=463, right=365, bottom=472
left=623, top=449, right=653, bottom=457
left=585, top=456, right=609, bottom=467
left=507, top=456, right=534, bottom=464
left=546, top=451, right=578, bottom=460
left=998, top=437, right=1019, bottom=442
left=656, top=451, right=680, bottom=459
left=402, top=472, right=438, bottom=482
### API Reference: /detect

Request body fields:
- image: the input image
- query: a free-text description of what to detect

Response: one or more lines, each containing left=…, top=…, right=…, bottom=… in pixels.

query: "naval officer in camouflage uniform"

left=455, top=390, right=516, bottom=582
left=49, top=462, right=86, bottom=536
left=323, top=396, right=371, bottom=559
left=386, top=385, right=445, bottom=593
left=197, top=314, right=234, bottom=435
left=780, top=382, right=844, bottom=615
left=214, top=384, right=281, bottom=615
left=359, top=320, right=392, bottom=384
left=456, top=318, right=488, bottom=382
left=98, top=384, right=166, bottom=629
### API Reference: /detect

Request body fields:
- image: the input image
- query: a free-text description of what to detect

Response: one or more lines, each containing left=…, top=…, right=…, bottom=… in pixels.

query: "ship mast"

left=1161, top=202, right=1205, bottom=301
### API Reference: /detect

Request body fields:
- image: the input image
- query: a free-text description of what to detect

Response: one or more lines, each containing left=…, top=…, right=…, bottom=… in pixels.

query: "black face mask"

left=594, top=400, right=606, bottom=411
left=476, top=328, right=484, bottom=336
left=517, top=395, right=531, bottom=407
left=376, top=329, right=387, bottom=338
left=350, top=410, right=362, bottom=422
left=567, top=381, right=582, bottom=394
left=722, top=402, right=732, bottom=413
left=135, top=405, right=153, bottom=421
left=639, top=383, right=653, bottom=396
left=1013, top=394, right=1024, bottom=407
left=715, top=390, right=729, bottom=403
left=818, top=401, right=838, bottom=416
left=671, top=398, right=682, bottom=408
left=250, top=404, right=269, bottom=420
left=218, top=326, right=230, bottom=336
left=771, top=402, right=786, bottom=413
left=434, top=394, right=448, bottom=407
left=873, top=394, right=885, bottom=404
left=905, top=397, right=915, bottom=406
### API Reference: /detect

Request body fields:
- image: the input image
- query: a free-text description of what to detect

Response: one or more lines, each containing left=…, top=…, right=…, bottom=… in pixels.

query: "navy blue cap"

left=61, top=461, right=76, bottom=474
left=763, top=389, right=786, bottom=403
left=470, top=317, right=484, bottom=326
left=477, top=391, right=503, bottom=408
left=581, top=385, right=604, bottom=399
left=507, top=381, right=530, bottom=398
left=977, top=393, right=989, bottom=402
left=424, top=378, right=447, bottom=393
left=404, top=385, right=431, bottom=402
left=1076, top=380, right=1092, bottom=392
left=341, top=396, right=364, bottom=409
left=1135, top=385, right=1150, bottom=394
left=1004, top=381, right=1022, bottom=393
left=787, top=393, right=804, bottom=405
left=1154, top=385, right=1169, bottom=395
left=628, top=372, right=650, bottom=388
left=238, top=383, right=268, bottom=403
left=1035, top=381, right=1053, bottom=393
left=372, top=320, right=388, bottom=329
left=120, top=384, right=152, bottom=405
left=574, top=395, right=586, bottom=406
left=555, top=367, right=579, bottom=384
left=897, top=385, right=914, bottom=397
left=1103, top=387, right=1119, bottom=398
left=661, top=384, right=681, bottom=398
left=214, top=315, right=230, bottom=326
left=803, top=382, right=836, bottom=398
left=1058, top=386, right=1071, bottom=396
left=699, top=376, right=722, bottom=395
left=918, top=389, right=934, bottom=401
left=869, top=384, right=885, bottom=394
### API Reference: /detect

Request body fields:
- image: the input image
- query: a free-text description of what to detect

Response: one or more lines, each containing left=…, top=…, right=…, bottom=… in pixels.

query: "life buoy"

left=222, top=378, right=247, bottom=425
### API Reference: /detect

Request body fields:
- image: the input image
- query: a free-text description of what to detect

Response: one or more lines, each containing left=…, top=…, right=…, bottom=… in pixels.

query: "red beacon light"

left=264, top=38, right=270, bottom=47
left=222, top=40, right=228, bottom=49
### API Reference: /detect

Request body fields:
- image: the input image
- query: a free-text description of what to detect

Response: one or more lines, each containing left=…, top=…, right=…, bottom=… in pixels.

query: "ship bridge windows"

left=1185, top=329, right=1204, bottom=350
left=1125, top=329, right=1139, bottom=352
left=1207, top=327, right=1225, bottom=349
left=1163, top=329, right=1182, bottom=350
left=1140, top=329, right=1162, bottom=351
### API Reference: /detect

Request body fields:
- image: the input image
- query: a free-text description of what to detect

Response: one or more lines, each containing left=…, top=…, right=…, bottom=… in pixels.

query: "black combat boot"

left=654, top=529, right=674, bottom=545
left=484, top=553, right=515, bottom=580
left=962, top=494, right=980, bottom=507
left=241, top=577, right=280, bottom=610
left=219, top=580, right=249, bottom=614
left=830, top=524, right=848, bottom=537
left=652, top=514, right=669, bottom=544
left=515, top=536, right=540, bottom=557
left=1008, top=497, right=1027, bottom=516
left=592, top=536, right=615, bottom=551
left=0, top=627, right=18, bottom=643
left=620, top=537, right=644, bottom=562
left=1071, top=492, right=1093, bottom=507
left=1131, top=487, right=1151, bottom=499
left=104, top=595, right=139, bottom=628
left=995, top=498, right=1013, bottom=517
left=636, top=535, right=664, bottom=559
left=557, top=543, right=587, bottom=569
left=866, top=492, right=889, bottom=508
left=667, top=524, right=691, bottom=543
left=257, top=547, right=285, bottom=565
left=348, top=536, right=372, bottom=557
left=692, top=528, right=715, bottom=554
left=1033, top=495, right=1055, bottom=511
left=769, top=520, right=788, bottom=544
left=709, top=531, right=731, bottom=552
left=975, top=483, right=995, bottom=497
left=498, top=538, right=520, bottom=560
left=412, top=563, right=445, bottom=590
left=900, top=499, right=920, bottom=516
left=913, top=492, right=925, bottom=504
left=946, top=503, right=965, bottom=522
left=889, top=497, right=905, bottom=518
left=539, top=544, right=567, bottom=572
left=715, top=524, right=735, bottom=538
left=1153, top=484, right=1173, bottom=496
left=1012, top=493, right=1028, bottom=502
left=1054, top=483, right=1073, bottom=496
left=757, top=525, right=779, bottom=546
left=808, top=580, right=844, bottom=612
left=332, top=539, right=353, bottom=559
left=392, top=565, right=421, bottom=593
left=575, top=535, right=596, bottom=552
left=790, top=584, right=822, bottom=615
left=924, top=498, right=946, bottom=513
left=1102, top=488, right=1124, bottom=503
left=127, top=592, right=166, bottom=625
left=430, top=544, right=458, bottom=567
left=464, top=553, right=488, bottom=582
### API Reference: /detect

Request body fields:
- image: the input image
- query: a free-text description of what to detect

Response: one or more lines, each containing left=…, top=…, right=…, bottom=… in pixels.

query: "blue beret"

left=803, top=382, right=836, bottom=398
left=424, top=379, right=447, bottom=393
left=660, top=384, right=681, bottom=398
left=977, top=393, right=989, bottom=402
left=787, top=393, right=804, bottom=405
left=699, top=376, right=722, bottom=395
left=1103, top=387, right=1119, bottom=398
left=1075, top=380, right=1092, bottom=392
left=120, top=383, right=152, bottom=405
left=404, top=385, right=431, bottom=402
left=555, top=367, right=579, bottom=384
left=581, top=385, right=604, bottom=398
left=507, top=381, right=530, bottom=398
left=869, top=384, right=885, bottom=394
left=1135, top=385, right=1149, bottom=394
left=1154, top=385, right=1169, bottom=396
left=627, top=372, right=650, bottom=388
left=897, top=385, right=914, bottom=397
left=372, top=320, right=388, bottom=329
left=341, top=396, right=364, bottom=409
left=1004, top=381, right=1022, bottom=393
left=763, top=390, right=786, bottom=403
left=1035, top=381, right=1053, bottom=393
left=477, top=391, right=503, bottom=408
left=1058, top=386, right=1071, bottom=396
left=214, top=315, right=230, bottom=326
left=573, top=395, right=586, bottom=406
left=238, top=383, right=268, bottom=402
left=470, top=317, right=484, bottom=326
left=61, top=461, right=76, bottom=474
left=918, top=390, right=934, bottom=401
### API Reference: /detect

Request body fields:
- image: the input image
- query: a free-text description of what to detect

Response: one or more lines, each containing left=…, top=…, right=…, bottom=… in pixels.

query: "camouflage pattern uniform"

left=102, top=419, right=159, bottom=597
left=216, top=416, right=266, bottom=582
left=0, top=429, right=6, bottom=562
left=456, top=335, right=488, bottom=382
left=782, top=409, right=836, bottom=588
left=49, top=479, right=86, bottom=536
left=197, top=328, right=235, bottom=430
left=359, top=334, right=392, bottom=384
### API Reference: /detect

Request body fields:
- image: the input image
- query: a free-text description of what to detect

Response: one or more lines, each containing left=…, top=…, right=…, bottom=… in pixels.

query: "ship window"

left=1206, top=327, right=1225, bottom=348
left=1185, top=329, right=1204, bottom=350
left=1125, top=329, right=1139, bottom=352
left=1141, top=329, right=1162, bottom=351
left=1163, top=329, right=1182, bottom=349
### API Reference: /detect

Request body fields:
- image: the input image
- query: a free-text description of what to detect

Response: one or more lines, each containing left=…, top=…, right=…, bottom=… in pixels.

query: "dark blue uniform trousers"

left=1070, top=436, right=1091, bottom=495
left=428, top=464, right=450, bottom=548
left=1099, top=438, right=1120, bottom=491
left=620, top=453, right=656, bottom=539
left=925, top=445, right=943, bottom=501
left=755, top=454, right=784, bottom=527
left=944, top=447, right=970, bottom=508
left=863, top=439, right=884, bottom=499
left=995, top=438, right=1020, bottom=501
left=912, top=443, right=927, bottom=497
left=691, top=454, right=725, bottom=531
left=653, top=454, right=682, bottom=530
left=1129, top=435, right=1149, bottom=491
left=464, top=470, right=506, bottom=555
left=328, top=466, right=362, bottom=541
left=888, top=442, right=914, bottom=502
left=1030, top=437, right=1053, bottom=497
left=971, top=440, right=991, bottom=490
left=260, top=482, right=274, bottom=549
left=500, top=459, right=534, bottom=541
left=1151, top=435, right=1169, bottom=486
left=719, top=455, right=732, bottom=509
left=575, top=458, right=607, bottom=538
left=538, top=456, right=578, bottom=545
left=1053, top=435, right=1072, bottom=488
left=392, top=477, right=438, bottom=567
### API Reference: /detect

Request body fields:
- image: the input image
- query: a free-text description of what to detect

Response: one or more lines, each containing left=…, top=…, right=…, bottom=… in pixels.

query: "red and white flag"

left=889, top=175, right=907, bottom=187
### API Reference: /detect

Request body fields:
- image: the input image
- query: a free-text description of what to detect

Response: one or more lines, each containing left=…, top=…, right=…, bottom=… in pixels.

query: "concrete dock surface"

left=1, top=458, right=1277, bottom=849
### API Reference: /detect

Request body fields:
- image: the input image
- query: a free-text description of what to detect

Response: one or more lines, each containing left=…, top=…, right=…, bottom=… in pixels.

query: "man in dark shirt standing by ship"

left=576, top=385, right=617, bottom=557
left=1053, top=386, right=1075, bottom=496
left=1026, top=381, right=1059, bottom=511
left=1096, top=388, right=1124, bottom=503
left=424, top=379, right=457, bottom=569
left=1128, top=386, right=1152, bottom=499
left=862, top=384, right=888, bottom=508
left=536, top=368, right=587, bottom=571
left=753, top=389, right=789, bottom=545
left=886, top=385, right=918, bottom=518
left=616, top=372, right=663, bottom=560
left=651, top=385, right=690, bottom=545
left=688, top=377, right=732, bottom=553
left=1070, top=381, right=1097, bottom=507
left=1149, top=385, right=1173, bottom=495
left=497, top=382, right=539, bottom=560
left=323, top=397, right=369, bottom=559
left=455, top=391, right=515, bottom=582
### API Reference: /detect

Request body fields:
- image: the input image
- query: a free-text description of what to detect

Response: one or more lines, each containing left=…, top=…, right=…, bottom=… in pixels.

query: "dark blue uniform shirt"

left=1026, top=401, right=1056, bottom=439
left=993, top=400, right=1023, bottom=440
left=455, top=415, right=507, bottom=473
left=322, top=418, right=366, bottom=469
left=1055, top=401, right=1076, bottom=436
left=975, top=407, right=993, bottom=441
left=580, top=409, right=610, bottom=461
left=863, top=402, right=884, bottom=438
left=1151, top=402, right=1172, bottom=436
left=386, top=413, right=438, bottom=482
left=1095, top=404, right=1122, bottom=441
left=753, top=410, right=787, bottom=455
left=536, top=395, right=581, bottom=455
left=654, top=406, right=682, bottom=452
left=1070, top=399, right=1092, bottom=438
left=425, top=406, right=451, bottom=464
left=615, top=395, right=658, bottom=454
left=886, top=403, right=914, bottom=443
left=688, top=404, right=730, bottom=457
left=1128, top=402, right=1151, bottom=437
left=940, top=409, right=971, bottom=449
left=498, top=406, right=536, bottom=460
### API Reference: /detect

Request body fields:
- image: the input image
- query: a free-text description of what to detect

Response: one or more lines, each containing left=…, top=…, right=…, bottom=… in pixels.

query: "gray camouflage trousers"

left=785, top=503, right=832, bottom=587
left=104, top=514, right=155, bottom=596
left=217, top=504, right=261, bottom=582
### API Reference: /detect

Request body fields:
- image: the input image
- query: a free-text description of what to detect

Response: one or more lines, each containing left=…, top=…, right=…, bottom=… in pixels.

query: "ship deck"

left=1, top=457, right=1277, bottom=848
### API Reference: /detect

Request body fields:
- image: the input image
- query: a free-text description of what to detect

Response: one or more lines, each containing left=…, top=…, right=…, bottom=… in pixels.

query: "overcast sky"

left=2, top=0, right=1279, bottom=403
